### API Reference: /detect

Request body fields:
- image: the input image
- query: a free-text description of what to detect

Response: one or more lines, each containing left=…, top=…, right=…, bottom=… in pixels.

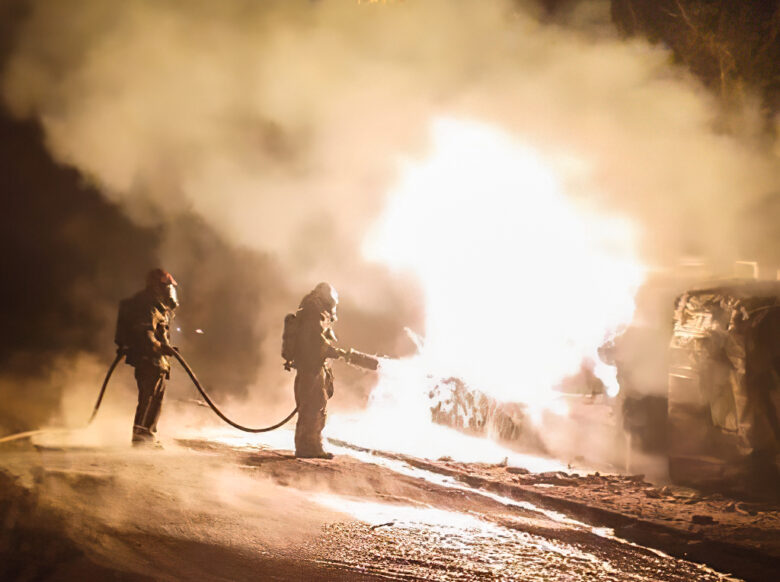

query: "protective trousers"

left=294, top=367, right=329, bottom=455
left=132, top=362, right=167, bottom=443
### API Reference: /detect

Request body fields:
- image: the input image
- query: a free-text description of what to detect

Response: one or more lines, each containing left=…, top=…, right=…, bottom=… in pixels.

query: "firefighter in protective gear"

left=115, top=268, right=179, bottom=446
left=292, top=282, right=346, bottom=459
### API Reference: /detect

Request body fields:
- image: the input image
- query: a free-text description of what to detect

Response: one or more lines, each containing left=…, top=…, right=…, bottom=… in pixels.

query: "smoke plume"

left=5, top=0, right=776, bottom=266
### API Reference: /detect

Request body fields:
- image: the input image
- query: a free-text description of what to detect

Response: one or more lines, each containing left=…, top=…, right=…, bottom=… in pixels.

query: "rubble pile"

left=417, top=456, right=780, bottom=568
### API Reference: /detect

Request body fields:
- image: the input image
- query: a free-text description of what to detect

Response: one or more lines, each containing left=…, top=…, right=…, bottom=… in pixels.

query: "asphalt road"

left=0, top=432, right=748, bottom=581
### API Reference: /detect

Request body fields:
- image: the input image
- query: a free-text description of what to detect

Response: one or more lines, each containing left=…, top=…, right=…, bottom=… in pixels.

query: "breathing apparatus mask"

left=146, top=268, right=179, bottom=310
left=161, top=283, right=179, bottom=310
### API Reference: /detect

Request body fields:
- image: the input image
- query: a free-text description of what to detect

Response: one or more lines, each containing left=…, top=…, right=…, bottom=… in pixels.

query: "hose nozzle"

left=344, top=348, right=380, bottom=371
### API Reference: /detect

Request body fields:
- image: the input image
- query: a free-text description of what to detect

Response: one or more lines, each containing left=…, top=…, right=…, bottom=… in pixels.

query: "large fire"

left=327, top=118, right=645, bottom=461
left=365, top=118, right=644, bottom=401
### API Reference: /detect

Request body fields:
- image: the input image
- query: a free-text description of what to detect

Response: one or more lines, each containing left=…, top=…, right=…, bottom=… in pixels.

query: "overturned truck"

left=668, top=281, right=780, bottom=495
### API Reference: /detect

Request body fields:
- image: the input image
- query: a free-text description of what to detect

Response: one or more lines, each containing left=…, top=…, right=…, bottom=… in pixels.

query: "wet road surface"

left=0, top=434, right=745, bottom=581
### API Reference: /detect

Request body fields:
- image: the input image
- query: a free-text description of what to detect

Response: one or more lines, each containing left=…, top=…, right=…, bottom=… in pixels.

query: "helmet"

left=146, top=268, right=179, bottom=310
left=146, top=268, right=177, bottom=289
left=299, top=282, right=338, bottom=321
left=314, top=282, right=338, bottom=312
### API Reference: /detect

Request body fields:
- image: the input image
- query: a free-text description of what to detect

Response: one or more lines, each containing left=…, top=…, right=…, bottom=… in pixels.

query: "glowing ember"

left=364, top=117, right=644, bottom=403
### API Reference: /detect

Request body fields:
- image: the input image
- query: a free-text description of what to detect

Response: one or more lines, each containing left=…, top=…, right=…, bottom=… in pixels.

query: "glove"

left=161, top=344, right=178, bottom=356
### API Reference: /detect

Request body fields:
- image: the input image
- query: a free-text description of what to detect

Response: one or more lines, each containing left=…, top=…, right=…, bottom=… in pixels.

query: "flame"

left=328, top=117, right=643, bottom=463
left=364, top=117, right=644, bottom=402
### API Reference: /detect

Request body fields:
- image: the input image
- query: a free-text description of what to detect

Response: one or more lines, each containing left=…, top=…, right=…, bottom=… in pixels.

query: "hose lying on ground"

left=0, top=350, right=297, bottom=444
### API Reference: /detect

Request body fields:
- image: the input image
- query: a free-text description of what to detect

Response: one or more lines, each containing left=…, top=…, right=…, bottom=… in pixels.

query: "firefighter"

left=115, top=268, right=179, bottom=447
left=291, top=282, right=346, bottom=459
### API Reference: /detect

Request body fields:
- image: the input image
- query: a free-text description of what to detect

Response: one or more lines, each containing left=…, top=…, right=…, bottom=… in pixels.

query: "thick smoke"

left=1, top=0, right=778, bottom=441
left=5, top=0, right=777, bottom=269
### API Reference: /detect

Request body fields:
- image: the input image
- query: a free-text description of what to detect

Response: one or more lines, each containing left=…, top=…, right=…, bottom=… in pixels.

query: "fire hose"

left=171, top=350, right=298, bottom=433
left=172, top=347, right=381, bottom=431
left=0, top=349, right=298, bottom=444
left=172, top=347, right=379, bottom=431
left=89, top=351, right=125, bottom=423
left=0, top=347, right=380, bottom=444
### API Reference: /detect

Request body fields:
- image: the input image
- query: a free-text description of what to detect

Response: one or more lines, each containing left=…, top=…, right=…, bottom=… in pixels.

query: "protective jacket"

left=294, top=292, right=341, bottom=372
left=115, top=289, right=174, bottom=372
